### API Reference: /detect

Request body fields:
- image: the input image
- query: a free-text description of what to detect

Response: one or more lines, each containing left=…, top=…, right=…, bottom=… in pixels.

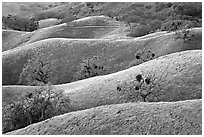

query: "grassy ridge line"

left=3, top=50, right=202, bottom=112
left=6, top=99, right=202, bottom=135
left=2, top=17, right=123, bottom=52
left=2, top=28, right=202, bottom=85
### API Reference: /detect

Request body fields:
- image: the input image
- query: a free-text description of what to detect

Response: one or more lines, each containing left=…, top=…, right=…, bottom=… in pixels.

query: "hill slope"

left=6, top=99, right=202, bottom=135
left=3, top=50, right=202, bottom=112
left=2, top=28, right=202, bottom=85
left=2, top=2, right=63, bottom=17
left=2, top=16, right=127, bottom=51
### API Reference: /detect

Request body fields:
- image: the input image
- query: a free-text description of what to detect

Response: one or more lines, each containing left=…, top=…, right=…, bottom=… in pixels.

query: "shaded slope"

left=2, top=30, right=32, bottom=51
left=3, top=50, right=202, bottom=111
left=2, top=28, right=202, bottom=85
left=7, top=99, right=202, bottom=135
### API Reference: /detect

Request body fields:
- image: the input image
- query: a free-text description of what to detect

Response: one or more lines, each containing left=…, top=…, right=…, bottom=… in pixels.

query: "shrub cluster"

left=2, top=15, right=38, bottom=32
left=2, top=86, right=70, bottom=133
left=174, top=29, right=195, bottom=43
left=73, top=56, right=106, bottom=81
left=160, top=20, right=196, bottom=32
left=116, top=71, right=168, bottom=103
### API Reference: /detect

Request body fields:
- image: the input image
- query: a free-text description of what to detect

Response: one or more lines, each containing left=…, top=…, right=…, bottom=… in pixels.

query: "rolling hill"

left=2, top=28, right=202, bottom=85
left=2, top=2, right=202, bottom=135
left=2, top=16, right=126, bottom=52
left=6, top=99, right=202, bottom=135
left=3, top=50, right=202, bottom=112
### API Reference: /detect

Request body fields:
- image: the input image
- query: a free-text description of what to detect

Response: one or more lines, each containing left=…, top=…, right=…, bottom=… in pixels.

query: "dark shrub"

left=2, top=15, right=38, bottom=32
left=136, top=74, right=142, bottom=82
left=73, top=56, right=106, bottom=81
left=127, top=24, right=152, bottom=37
left=2, top=86, right=70, bottom=133
left=160, top=20, right=195, bottom=32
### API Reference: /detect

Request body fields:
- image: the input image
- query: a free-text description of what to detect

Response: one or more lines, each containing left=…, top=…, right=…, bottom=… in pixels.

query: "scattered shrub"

left=135, top=50, right=156, bottom=62
left=174, top=29, right=195, bottom=43
left=73, top=56, right=106, bottom=81
left=116, top=70, right=170, bottom=102
left=160, top=20, right=195, bottom=32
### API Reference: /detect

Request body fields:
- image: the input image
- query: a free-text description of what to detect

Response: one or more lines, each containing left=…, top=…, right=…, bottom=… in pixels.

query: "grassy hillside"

left=2, top=16, right=125, bottom=52
left=2, top=30, right=32, bottom=51
left=3, top=50, right=202, bottom=112
left=6, top=99, right=202, bottom=135
left=2, top=28, right=202, bottom=85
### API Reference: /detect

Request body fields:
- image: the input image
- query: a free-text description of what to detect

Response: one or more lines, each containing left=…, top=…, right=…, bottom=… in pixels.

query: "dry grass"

left=6, top=99, right=202, bottom=135
left=2, top=16, right=125, bottom=52
left=3, top=50, right=202, bottom=112
left=2, top=28, right=202, bottom=85
left=38, top=18, right=61, bottom=29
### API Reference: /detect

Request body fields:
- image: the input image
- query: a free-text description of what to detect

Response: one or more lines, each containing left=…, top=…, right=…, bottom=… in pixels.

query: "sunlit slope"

left=2, top=28, right=202, bottom=85
left=3, top=50, right=202, bottom=112
left=2, top=16, right=126, bottom=51
left=7, top=99, right=202, bottom=135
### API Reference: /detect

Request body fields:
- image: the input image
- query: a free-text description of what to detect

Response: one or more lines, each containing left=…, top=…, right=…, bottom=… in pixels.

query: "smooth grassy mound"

left=38, top=18, right=61, bottom=29
left=6, top=99, right=202, bottom=135
left=68, top=15, right=120, bottom=26
left=3, top=50, right=202, bottom=112
left=2, top=28, right=202, bottom=85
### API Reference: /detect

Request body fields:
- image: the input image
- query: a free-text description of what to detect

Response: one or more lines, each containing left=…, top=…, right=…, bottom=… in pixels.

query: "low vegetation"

left=2, top=85, right=70, bottom=133
left=73, top=56, right=106, bottom=81
left=18, top=53, right=52, bottom=86
left=6, top=99, right=202, bottom=135
left=2, top=15, right=39, bottom=32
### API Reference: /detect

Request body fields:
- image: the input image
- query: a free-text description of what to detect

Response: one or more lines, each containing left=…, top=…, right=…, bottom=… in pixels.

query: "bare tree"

left=18, top=55, right=52, bottom=86
left=116, top=66, right=172, bottom=102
